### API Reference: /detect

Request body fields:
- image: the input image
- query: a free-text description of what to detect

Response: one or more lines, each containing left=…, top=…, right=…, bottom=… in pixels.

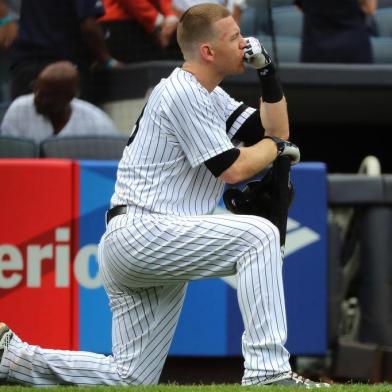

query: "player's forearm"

left=260, top=97, right=289, bottom=140
left=220, top=138, right=278, bottom=184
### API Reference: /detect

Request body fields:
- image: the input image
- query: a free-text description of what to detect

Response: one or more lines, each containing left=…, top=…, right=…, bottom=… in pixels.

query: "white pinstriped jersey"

left=111, top=67, right=255, bottom=216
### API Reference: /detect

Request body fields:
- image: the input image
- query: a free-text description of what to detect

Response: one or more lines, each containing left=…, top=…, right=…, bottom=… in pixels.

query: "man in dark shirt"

left=10, top=0, right=120, bottom=99
left=296, top=0, right=377, bottom=64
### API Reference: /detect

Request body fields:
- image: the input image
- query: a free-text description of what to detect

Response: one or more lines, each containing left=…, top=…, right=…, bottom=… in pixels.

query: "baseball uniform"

left=0, top=67, right=290, bottom=386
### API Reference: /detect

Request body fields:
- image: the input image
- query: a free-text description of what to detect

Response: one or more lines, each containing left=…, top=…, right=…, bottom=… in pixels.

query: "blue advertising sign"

left=78, top=161, right=327, bottom=356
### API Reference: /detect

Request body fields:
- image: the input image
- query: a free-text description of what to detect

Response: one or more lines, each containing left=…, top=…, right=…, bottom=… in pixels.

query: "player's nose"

left=239, top=35, right=247, bottom=49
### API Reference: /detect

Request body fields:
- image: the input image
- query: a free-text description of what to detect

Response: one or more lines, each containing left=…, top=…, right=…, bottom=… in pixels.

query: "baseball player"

left=0, top=3, right=329, bottom=388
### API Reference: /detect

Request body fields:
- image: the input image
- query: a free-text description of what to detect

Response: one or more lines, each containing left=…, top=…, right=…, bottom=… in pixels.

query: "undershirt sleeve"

left=204, top=147, right=240, bottom=177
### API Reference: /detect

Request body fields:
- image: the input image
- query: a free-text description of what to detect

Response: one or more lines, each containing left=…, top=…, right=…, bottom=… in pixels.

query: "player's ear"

left=200, top=43, right=214, bottom=62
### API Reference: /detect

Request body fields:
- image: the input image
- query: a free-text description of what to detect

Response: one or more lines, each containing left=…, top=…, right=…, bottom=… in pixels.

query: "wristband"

left=257, top=63, right=284, bottom=104
left=0, top=14, right=15, bottom=27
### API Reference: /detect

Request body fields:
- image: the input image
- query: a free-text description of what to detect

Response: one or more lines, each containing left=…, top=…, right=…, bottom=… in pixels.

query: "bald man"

left=1, top=61, right=118, bottom=143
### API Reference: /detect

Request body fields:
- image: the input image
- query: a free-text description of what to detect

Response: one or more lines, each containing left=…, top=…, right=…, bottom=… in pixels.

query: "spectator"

left=99, top=0, right=182, bottom=63
left=1, top=61, right=118, bottom=143
left=9, top=0, right=120, bottom=100
left=296, top=0, right=378, bottom=64
left=0, top=0, right=19, bottom=102
left=173, top=0, right=246, bottom=24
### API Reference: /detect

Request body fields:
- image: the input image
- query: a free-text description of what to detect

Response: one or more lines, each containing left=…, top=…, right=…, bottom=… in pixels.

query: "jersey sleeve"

left=211, top=86, right=256, bottom=140
left=162, top=75, right=235, bottom=168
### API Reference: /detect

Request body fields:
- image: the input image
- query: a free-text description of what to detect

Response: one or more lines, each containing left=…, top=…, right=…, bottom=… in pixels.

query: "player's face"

left=210, top=16, right=247, bottom=75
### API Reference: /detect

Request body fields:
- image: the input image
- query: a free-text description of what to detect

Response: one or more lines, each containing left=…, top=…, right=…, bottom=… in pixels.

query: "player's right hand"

left=264, top=136, right=300, bottom=165
left=279, top=140, right=300, bottom=165
left=243, top=36, right=271, bottom=71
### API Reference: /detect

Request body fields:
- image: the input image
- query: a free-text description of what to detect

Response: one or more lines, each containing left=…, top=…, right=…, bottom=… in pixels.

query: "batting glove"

left=264, top=136, right=301, bottom=165
left=243, top=36, right=272, bottom=71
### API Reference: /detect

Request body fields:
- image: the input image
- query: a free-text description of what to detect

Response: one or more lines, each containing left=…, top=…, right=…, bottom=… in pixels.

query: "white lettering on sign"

left=0, top=228, right=101, bottom=289
left=0, top=245, right=23, bottom=288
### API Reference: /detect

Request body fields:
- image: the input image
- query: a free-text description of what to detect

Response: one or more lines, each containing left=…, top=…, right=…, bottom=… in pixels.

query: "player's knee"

left=266, top=220, right=280, bottom=245
left=244, top=216, right=280, bottom=250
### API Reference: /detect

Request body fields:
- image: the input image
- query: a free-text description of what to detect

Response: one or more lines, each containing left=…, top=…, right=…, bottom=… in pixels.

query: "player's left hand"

left=243, top=36, right=271, bottom=70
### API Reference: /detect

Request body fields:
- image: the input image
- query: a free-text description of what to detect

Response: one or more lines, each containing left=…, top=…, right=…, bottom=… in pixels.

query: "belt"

left=106, top=205, right=127, bottom=225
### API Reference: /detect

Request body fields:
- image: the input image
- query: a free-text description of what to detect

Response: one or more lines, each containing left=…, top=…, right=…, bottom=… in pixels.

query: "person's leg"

left=0, top=285, right=186, bottom=386
left=0, top=326, right=126, bottom=386
left=103, top=281, right=188, bottom=384
left=0, top=212, right=289, bottom=386
left=101, top=212, right=291, bottom=384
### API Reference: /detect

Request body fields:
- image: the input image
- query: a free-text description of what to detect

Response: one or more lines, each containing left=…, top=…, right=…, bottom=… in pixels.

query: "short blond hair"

left=177, top=3, right=230, bottom=59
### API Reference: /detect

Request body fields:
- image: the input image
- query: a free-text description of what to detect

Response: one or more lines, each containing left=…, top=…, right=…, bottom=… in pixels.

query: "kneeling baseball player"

left=0, top=3, right=329, bottom=388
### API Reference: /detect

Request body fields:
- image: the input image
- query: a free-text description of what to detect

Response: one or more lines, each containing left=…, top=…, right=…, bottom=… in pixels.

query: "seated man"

left=0, top=61, right=118, bottom=143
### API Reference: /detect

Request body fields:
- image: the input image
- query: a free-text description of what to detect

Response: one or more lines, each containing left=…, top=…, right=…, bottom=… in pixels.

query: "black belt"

left=106, top=205, right=127, bottom=224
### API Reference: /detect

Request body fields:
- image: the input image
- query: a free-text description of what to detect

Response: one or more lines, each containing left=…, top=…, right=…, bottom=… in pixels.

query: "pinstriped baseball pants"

left=0, top=211, right=291, bottom=386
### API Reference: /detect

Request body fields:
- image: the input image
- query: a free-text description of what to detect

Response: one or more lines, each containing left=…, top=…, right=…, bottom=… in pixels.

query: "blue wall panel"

left=78, top=161, right=117, bottom=353
left=77, top=161, right=327, bottom=356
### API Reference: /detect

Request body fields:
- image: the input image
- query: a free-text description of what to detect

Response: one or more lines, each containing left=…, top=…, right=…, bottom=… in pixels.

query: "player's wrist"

left=257, top=63, right=284, bottom=103
left=257, top=61, right=276, bottom=77
left=263, top=135, right=284, bottom=157
left=263, top=136, right=300, bottom=165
